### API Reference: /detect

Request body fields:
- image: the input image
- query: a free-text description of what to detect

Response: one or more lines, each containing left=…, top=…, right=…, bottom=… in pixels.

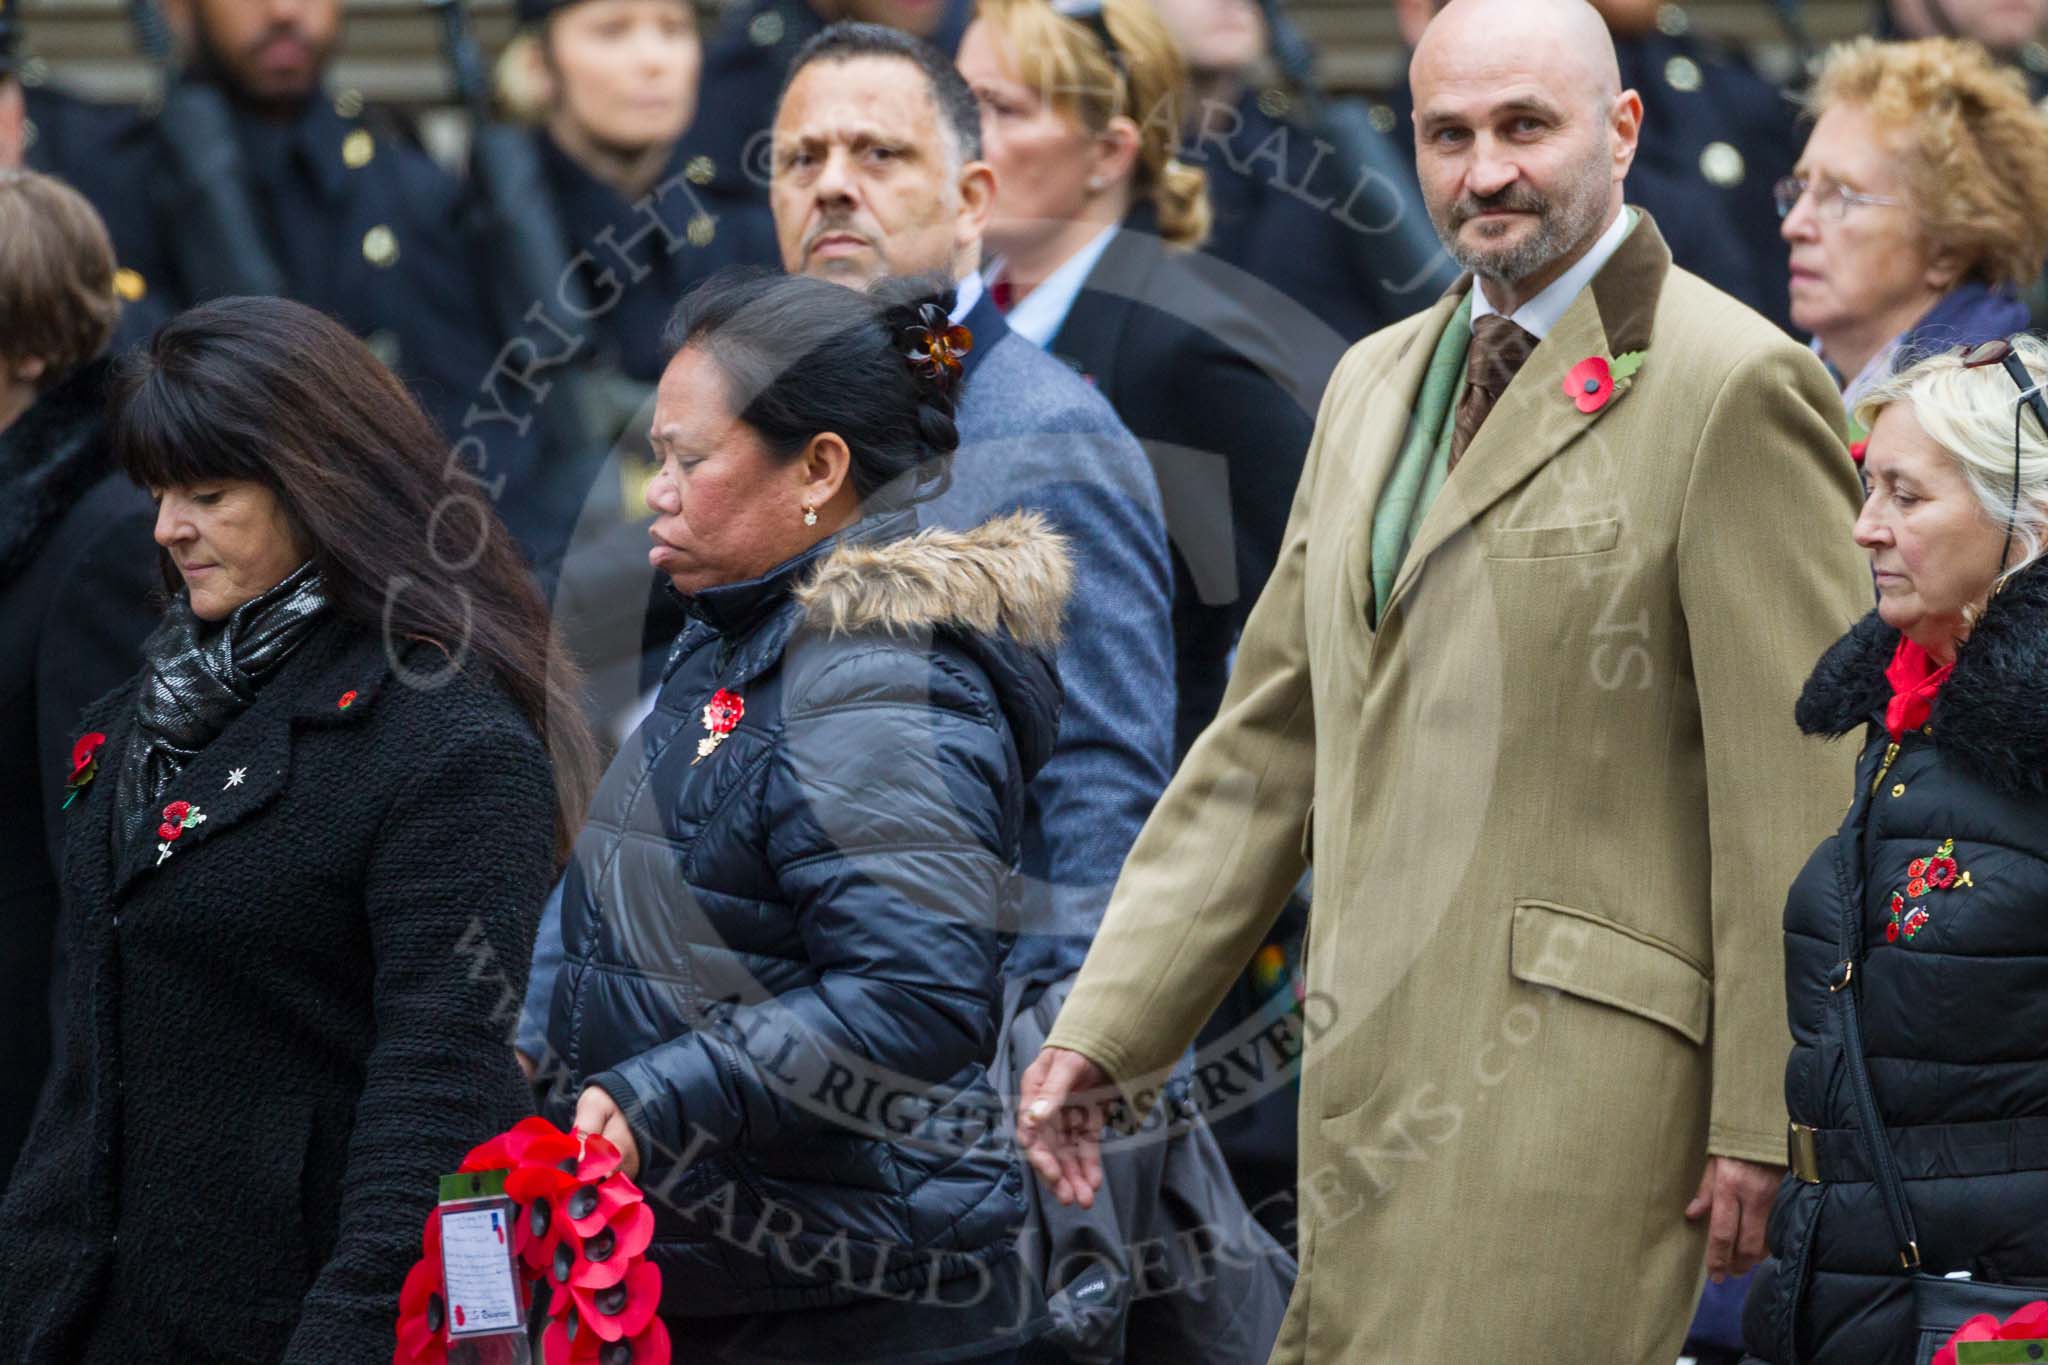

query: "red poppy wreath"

left=395, top=1117, right=669, bottom=1365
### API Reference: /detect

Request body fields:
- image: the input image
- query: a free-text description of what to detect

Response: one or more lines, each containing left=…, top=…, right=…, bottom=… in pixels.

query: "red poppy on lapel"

left=1565, top=350, right=1644, bottom=414
left=338, top=690, right=359, bottom=710
left=63, top=732, right=107, bottom=809
left=1565, top=356, right=1612, bottom=413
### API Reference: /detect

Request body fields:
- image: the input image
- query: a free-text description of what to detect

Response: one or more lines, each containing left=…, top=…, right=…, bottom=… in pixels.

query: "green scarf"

left=1369, top=293, right=1472, bottom=623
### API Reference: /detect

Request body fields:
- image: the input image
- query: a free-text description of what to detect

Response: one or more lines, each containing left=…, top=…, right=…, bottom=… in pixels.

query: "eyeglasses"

left=1772, top=176, right=1907, bottom=222
left=1050, top=0, right=1129, bottom=88
left=1959, top=337, right=2041, bottom=577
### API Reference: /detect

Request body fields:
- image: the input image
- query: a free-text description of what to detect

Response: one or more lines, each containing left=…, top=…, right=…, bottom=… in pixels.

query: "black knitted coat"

left=0, top=616, right=558, bottom=1364
left=1743, top=561, right=2048, bottom=1364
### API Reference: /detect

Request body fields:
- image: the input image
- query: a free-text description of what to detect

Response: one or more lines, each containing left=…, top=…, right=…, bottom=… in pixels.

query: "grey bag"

left=994, top=975, right=1297, bottom=1364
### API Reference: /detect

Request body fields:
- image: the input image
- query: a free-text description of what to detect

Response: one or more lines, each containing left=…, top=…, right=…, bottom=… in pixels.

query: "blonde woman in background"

left=958, top=0, right=1320, bottom=758
left=1779, top=37, right=2048, bottom=420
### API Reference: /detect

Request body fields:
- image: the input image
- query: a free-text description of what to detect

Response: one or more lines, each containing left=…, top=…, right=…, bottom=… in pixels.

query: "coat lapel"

left=108, top=623, right=393, bottom=898
left=1383, top=215, right=1671, bottom=617
left=1344, top=289, right=1469, bottom=630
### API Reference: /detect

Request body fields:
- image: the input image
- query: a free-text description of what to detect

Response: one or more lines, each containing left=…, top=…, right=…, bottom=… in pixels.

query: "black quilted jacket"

left=543, top=508, right=1068, bottom=1319
left=1745, top=561, right=2048, bottom=1364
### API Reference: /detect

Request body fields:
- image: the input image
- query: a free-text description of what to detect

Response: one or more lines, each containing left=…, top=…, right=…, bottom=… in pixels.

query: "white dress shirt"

left=985, top=222, right=1121, bottom=349
left=1469, top=207, right=1636, bottom=341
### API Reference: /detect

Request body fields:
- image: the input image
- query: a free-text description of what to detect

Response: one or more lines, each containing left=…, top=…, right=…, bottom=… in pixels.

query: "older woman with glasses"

left=1742, top=333, right=2048, bottom=1364
left=1777, top=36, right=2048, bottom=417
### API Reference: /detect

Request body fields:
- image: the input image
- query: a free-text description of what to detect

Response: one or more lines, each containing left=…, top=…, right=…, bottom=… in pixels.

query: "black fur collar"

left=1796, top=560, right=2048, bottom=797
left=0, top=357, right=117, bottom=581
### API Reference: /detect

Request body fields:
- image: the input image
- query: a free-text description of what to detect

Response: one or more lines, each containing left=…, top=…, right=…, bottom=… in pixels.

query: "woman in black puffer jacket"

left=1745, top=337, right=2048, bottom=1364
left=542, top=270, right=1070, bottom=1362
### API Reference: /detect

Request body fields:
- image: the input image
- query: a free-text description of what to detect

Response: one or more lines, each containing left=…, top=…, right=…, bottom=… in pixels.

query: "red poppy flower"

left=1908, top=858, right=1929, bottom=879
left=393, top=1255, right=448, bottom=1365
left=158, top=823, right=180, bottom=841
left=1885, top=921, right=1900, bottom=943
left=1563, top=356, right=1614, bottom=413
left=570, top=1259, right=662, bottom=1342
left=339, top=690, right=358, bottom=710
left=69, top=732, right=106, bottom=782
left=565, top=1173, right=641, bottom=1240
left=567, top=1201, right=655, bottom=1291
left=703, top=689, right=744, bottom=736
left=1849, top=439, right=1869, bottom=465
left=1904, top=910, right=1930, bottom=938
left=1890, top=893, right=1905, bottom=916
left=544, top=1301, right=672, bottom=1364
left=164, top=800, right=191, bottom=825
left=464, top=1115, right=579, bottom=1175
left=1929, top=858, right=1959, bottom=889
left=1908, top=878, right=1929, bottom=898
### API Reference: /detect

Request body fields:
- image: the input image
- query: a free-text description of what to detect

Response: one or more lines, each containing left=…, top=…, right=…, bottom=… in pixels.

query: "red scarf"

left=1884, top=636, right=1955, bottom=742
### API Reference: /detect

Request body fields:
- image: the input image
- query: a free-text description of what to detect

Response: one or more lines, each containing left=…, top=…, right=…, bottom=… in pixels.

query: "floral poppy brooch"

left=154, top=799, right=207, bottom=867
left=693, top=688, right=745, bottom=765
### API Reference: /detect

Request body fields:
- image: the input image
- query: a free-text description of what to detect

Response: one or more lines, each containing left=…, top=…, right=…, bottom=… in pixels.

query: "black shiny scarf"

left=114, top=561, right=330, bottom=847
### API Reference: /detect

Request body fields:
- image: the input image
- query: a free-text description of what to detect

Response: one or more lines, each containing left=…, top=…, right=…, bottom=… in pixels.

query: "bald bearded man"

left=1016, top=1, right=1870, bottom=1358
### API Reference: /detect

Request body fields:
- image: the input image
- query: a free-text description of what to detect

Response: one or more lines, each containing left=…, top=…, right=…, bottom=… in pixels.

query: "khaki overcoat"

left=1045, top=217, right=1871, bottom=1362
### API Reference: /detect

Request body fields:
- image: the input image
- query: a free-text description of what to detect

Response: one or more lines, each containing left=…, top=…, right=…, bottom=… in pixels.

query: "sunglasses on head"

left=1049, top=0, right=1128, bottom=87
left=1957, top=336, right=2042, bottom=577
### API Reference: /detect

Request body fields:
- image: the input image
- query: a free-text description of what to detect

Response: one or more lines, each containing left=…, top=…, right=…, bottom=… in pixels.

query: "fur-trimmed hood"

left=1796, top=559, right=2048, bottom=797
left=794, top=510, right=1072, bottom=650
left=796, top=511, right=1071, bottom=782
left=0, top=357, right=117, bottom=582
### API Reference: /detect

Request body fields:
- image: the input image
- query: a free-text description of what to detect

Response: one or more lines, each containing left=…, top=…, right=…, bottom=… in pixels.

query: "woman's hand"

left=574, top=1084, right=641, bottom=1180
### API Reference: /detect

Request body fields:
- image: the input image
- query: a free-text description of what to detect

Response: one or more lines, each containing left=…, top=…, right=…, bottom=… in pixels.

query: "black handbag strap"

left=1831, top=789, right=1924, bottom=1270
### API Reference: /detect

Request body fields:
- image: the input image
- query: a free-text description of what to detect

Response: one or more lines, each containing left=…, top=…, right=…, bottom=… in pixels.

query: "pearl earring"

left=803, top=506, right=818, bottom=527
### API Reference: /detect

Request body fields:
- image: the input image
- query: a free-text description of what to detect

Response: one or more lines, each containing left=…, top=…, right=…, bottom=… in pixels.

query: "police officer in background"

left=506, top=0, right=778, bottom=388
left=97, top=0, right=522, bottom=478
left=1381, top=0, right=1797, bottom=331
left=5, top=2, right=160, bottom=333
left=1156, top=0, right=1412, bottom=343
left=690, top=0, right=973, bottom=203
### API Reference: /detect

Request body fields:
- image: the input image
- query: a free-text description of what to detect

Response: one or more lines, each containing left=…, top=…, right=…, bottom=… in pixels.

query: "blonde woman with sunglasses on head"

left=1745, top=334, right=2048, bottom=1364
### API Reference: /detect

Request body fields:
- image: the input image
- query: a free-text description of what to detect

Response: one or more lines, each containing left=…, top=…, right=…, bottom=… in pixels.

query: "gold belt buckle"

left=1789, top=1121, right=1821, bottom=1183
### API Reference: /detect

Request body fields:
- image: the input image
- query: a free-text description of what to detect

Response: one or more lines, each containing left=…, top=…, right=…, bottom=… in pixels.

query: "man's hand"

left=1016, top=1046, right=1111, bottom=1209
left=1686, top=1155, right=1783, bottom=1281
left=574, top=1084, right=641, bottom=1180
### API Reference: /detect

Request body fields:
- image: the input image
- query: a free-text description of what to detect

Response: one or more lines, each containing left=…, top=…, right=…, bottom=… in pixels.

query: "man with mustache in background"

left=1021, top=0, right=1871, bottom=1358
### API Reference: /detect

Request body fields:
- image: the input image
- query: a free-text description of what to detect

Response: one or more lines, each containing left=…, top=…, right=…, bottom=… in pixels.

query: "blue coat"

left=543, top=508, right=1067, bottom=1318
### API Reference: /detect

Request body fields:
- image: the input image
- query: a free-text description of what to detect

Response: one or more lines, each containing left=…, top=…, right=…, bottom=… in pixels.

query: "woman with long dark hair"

left=0, top=296, right=599, bottom=1363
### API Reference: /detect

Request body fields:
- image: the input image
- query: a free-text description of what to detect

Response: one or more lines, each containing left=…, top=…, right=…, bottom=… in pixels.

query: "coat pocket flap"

left=1482, top=518, right=1622, bottom=560
left=1510, top=900, right=1710, bottom=1045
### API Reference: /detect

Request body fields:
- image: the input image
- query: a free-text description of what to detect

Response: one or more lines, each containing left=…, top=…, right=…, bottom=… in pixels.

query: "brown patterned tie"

left=1450, top=314, right=1540, bottom=471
